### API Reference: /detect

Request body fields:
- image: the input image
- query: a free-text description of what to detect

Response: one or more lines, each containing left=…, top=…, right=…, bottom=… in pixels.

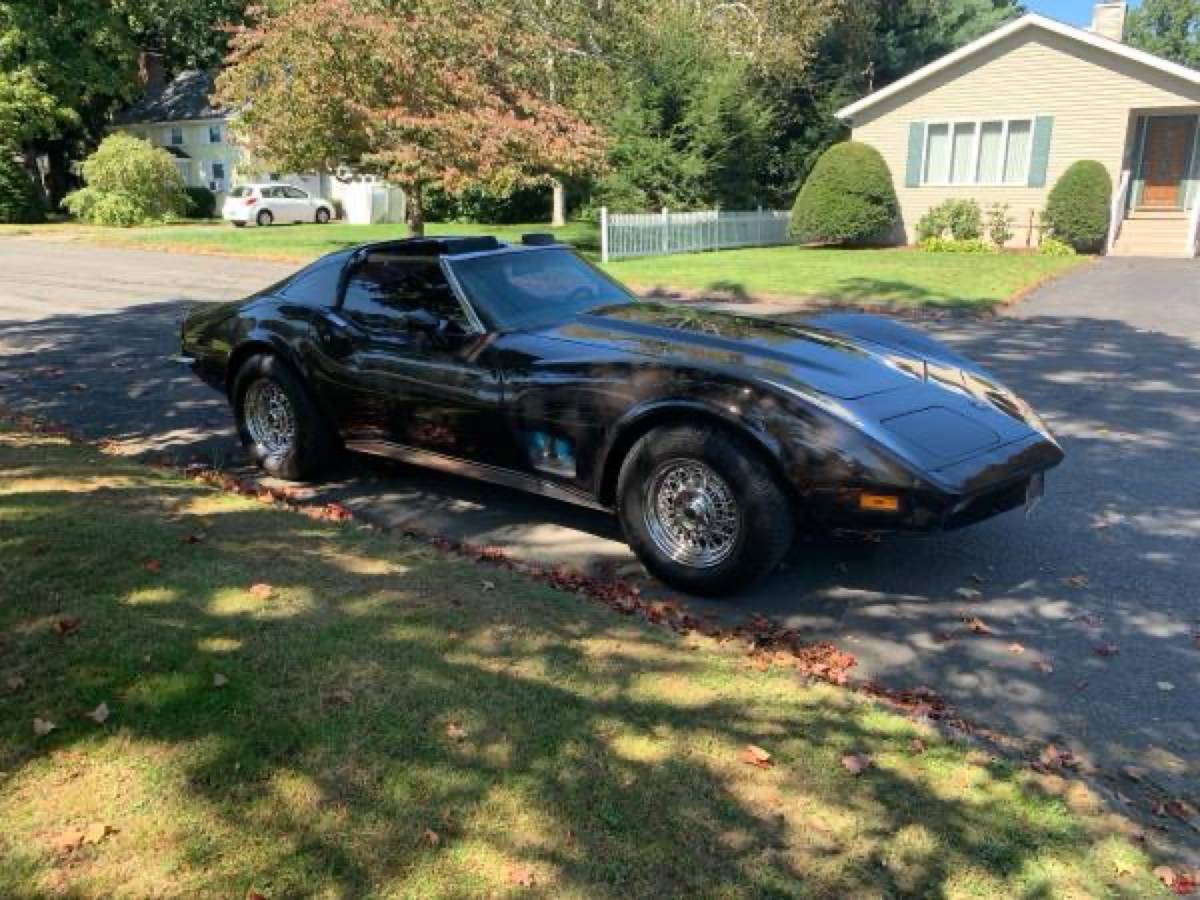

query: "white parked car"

left=222, top=183, right=335, bottom=227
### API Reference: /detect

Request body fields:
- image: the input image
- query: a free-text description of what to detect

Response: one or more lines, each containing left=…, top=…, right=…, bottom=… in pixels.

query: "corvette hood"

left=555, top=303, right=927, bottom=400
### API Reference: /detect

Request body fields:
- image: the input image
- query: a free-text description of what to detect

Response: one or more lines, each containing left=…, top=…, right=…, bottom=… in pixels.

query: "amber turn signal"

left=859, top=492, right=900, bottom=512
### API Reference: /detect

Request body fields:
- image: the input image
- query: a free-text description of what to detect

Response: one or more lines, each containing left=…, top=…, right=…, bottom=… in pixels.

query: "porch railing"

left=1105, top=169, right=1131, bottom=255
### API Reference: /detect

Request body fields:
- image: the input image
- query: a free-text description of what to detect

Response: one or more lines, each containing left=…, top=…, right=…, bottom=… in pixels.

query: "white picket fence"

left=600, top=207, right=791, bottom=262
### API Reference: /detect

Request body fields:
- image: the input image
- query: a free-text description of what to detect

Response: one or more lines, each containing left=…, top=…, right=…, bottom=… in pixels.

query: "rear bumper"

left=806, top=432, right=1064, bottom=533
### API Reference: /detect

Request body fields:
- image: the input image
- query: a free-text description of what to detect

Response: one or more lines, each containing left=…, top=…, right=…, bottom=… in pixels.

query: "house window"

left=922, top=118, right=1033, bottom=185
left=208, top=124, right=222, bottom=144
left=169, top=126, right=184, bottom=146
left=210, top=162, right=226, bottom=192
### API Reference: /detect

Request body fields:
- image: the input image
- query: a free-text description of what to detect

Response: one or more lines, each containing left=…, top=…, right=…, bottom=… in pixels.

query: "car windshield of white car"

left=448, top=249, right=632, bottom=331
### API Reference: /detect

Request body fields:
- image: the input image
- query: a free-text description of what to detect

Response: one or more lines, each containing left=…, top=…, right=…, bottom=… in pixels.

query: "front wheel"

left=232, top=353, right=333, bottom=481
left=315, top=207, right=331, bottom=224
left=616, top=423, right=794, bottom=596
left=256, top=209, right=274, bottom=227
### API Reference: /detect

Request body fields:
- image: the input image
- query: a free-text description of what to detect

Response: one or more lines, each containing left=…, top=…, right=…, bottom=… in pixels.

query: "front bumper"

left=806, top=431, right=1064, bottom=533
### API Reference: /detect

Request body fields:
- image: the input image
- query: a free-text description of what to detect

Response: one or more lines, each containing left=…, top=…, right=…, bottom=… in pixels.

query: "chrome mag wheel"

left=643, top=459, right=741, bottom=568
left=244, top=378, right=296, bottom=457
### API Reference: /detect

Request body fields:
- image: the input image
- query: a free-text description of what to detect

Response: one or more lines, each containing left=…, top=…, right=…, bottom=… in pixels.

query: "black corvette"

left=179, top=234, right=1063, bottom=595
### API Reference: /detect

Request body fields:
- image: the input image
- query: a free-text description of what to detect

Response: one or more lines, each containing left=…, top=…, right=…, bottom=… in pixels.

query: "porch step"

left=1128, top=208, right=1188, bottom=220
left=1110, top=215, right=1193, bottom=257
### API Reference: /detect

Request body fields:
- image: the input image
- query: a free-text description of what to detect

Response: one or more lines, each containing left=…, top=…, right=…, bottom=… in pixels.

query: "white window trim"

left=920, top=116, right=1038, bottom=187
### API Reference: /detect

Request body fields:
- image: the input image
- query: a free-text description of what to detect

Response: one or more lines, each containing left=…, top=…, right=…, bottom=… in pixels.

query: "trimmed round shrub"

left=1042, top=160, right=1111, bottom=253
left=790, top=142, right=898, bottom=245
left=916, top=198, right=982, bottom=241
left=0, top=147, right=46, bottom=224
left=184, top=186, right=217, bottom=219
left=65, top=133, right=188, bottom=226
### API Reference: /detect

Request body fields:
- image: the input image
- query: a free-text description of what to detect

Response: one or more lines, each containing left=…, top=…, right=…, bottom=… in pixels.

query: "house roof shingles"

left=112, top=70, right=222, bottom=126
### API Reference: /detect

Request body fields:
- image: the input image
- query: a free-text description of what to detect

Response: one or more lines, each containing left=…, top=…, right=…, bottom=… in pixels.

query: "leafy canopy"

left=1126, top=0, right=1200, bottom=68
left=65, top=133, right=188, bottom=226
left=217, top=0, right=606, bottom=232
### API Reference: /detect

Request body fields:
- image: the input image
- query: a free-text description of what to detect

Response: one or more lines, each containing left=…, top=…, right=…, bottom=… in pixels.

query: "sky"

left=1026, top=0, right=1142, bottom=27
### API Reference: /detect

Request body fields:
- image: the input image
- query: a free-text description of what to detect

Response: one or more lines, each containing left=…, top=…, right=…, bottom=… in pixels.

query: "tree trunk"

left=408, top=182, right=425, bottom=237
left=551, top=178, right=566, bottom=227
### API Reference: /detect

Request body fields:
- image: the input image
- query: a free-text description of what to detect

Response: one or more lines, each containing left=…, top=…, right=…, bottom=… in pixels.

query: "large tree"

left=0, top=0, right=138, bottom=202
left=1127, top=0, right=1200, bottom=68
left=115, top=0, right=250, bottom=71
left=217, top=0, right=606, bottom=234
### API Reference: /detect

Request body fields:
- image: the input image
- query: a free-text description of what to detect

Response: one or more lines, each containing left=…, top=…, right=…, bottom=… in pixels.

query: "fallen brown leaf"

left=33, top=717, right=56, bottom=736
left=739, top=744, right=773, bottom=769
left=1093, top=642, right=1120, bottom=657
left=840, top=752, right=872, bottom=775
left=909, top=738, right=927, bottom=754
left=86, top=702, right=110, bottom=725
left=54, top=828, right=86, bottom=854
left=143, top=559, right=162, bottom=574
left=1031, top=660, right=1054, bottom=674
left=445, top=722, right=468, bottom=742
left=422, top=828, right=440, bottom=847
left=249, top=583, right=273, bottom=600
left=182, top=533, right=205, bottom=544
left=54, top=616, right=82, bottom=637
left=506, top=863, right=537, bottom=887
left=964, top=616, right=993, bottom=635
left=6, top=674, right=26, bottom=692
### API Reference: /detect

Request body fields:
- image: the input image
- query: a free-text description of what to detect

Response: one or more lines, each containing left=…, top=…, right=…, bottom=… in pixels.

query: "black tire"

left=616, top=423, right=794, bottom=596
left=231, top=221, right=246, bottom=228
left=315, top=206, right=331, bottom=224
left=232, top=353, right=332, bottom=481
left=256, top=209, right=274, bottom=227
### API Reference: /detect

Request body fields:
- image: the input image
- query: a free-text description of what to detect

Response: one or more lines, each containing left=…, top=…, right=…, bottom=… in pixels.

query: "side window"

left=263, top=186, right=282, bottom=199
left=279, top=261, right=343, bottom=306
left=342, top=257, right=469, bottom=332
left=284, top=186, right=308, bottom=199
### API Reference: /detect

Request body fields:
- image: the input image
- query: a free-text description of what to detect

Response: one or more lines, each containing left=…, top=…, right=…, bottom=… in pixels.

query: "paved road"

left=2, top=239, right=1197, bottom=849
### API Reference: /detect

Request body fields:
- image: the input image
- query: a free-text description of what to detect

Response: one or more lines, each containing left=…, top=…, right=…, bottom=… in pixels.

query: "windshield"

left=229, top=186, right=252, bottom=198
left=448, top=248, right=632, bottom=331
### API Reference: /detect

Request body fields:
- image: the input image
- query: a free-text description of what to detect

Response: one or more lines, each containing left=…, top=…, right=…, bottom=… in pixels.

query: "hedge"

left=1043, top=160, right=1111, bottom=253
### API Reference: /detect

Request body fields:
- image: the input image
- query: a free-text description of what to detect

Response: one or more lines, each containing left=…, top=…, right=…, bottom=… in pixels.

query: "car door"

left=309, top=252, right=516, bottom=466
left=283, top=186, right=313, bottom=223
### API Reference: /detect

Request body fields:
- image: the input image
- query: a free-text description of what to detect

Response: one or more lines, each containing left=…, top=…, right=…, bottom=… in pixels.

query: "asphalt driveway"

left=1, top=239, right=1197, bottom=850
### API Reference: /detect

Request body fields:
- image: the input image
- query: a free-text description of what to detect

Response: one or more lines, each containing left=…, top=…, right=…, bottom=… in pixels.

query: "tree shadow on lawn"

left=0, top=452, right=1156, bottom=897
left=1, top=299, right=1199, bottom=855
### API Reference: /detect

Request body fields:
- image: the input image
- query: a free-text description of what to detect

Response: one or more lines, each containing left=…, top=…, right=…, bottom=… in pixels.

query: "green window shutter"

left=1027, top=116, right=1054, bottom=187
left=905, top=122, right=925, bottom=188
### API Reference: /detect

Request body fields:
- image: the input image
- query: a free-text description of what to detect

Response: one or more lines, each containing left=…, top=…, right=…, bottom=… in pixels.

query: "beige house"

left=836, top=3, right=1200, bottom=257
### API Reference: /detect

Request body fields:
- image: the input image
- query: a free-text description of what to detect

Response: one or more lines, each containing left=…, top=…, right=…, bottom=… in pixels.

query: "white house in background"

left=836, top=3, right=1200, bottom=257
left=109, top=69, right=406, bottom=223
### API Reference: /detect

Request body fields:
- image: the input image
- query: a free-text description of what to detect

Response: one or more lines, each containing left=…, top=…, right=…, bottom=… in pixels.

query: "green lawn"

left=0, top=426, right=1166, bottom=898
left=614, top=246, right=1087, bottom=309
left=1, top=219, right=1087, bottom=309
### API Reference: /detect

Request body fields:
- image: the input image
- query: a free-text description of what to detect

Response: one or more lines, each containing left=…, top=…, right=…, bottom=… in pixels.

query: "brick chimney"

left=137, top=51, right=166, bottom=91
left=1088, top=2, right=1127, bottom=42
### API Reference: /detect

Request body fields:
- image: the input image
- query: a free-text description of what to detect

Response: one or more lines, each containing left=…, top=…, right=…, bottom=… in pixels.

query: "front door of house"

left=1140, top=116, right=1194, bottom=208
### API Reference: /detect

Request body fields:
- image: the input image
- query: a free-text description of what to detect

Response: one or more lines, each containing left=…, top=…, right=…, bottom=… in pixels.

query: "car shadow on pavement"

left=2, top=299, right=1198, bottom=850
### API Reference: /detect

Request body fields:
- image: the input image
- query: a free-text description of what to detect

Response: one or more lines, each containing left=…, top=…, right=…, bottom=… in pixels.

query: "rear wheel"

left=315, top=206, right=331, bottom=224
left=256, top=209, right=274, bottom=227
left=233, top=353, right=332, bottom=481
left=616, top=423, right=794, bottom=596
